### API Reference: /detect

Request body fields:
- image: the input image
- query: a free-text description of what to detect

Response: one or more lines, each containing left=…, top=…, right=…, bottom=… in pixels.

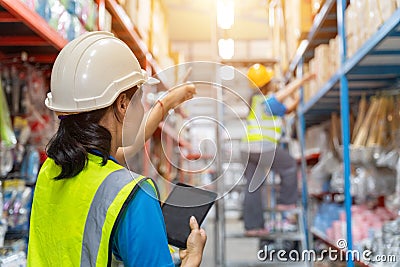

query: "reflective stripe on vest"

left=28, top=154, right=157, bottom=267
left=243, top=94, right=282, bottom=144
left=81, top=169, right=148, bottom=266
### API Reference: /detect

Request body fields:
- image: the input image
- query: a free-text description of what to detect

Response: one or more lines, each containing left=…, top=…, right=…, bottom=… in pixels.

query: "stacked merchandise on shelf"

left=346, top=0, right=399, bottom=58
left=303, top=0, right=400, bottom=102
left=283, top=0, right=313, bottom=68
left=266, top=0, right=313, bottom=71
left=0, top=63, right=55, bottom=264
left=311, top=0, right=325, bottom=16
left=19, top=0, right=98, bottom=41
left=123, top=0, right=176, bottom=69
left=307, top=94, right=400, bottom=263
left=306, top=35, right=340, bottom=101
left=269, top=1, right=287, bottom=71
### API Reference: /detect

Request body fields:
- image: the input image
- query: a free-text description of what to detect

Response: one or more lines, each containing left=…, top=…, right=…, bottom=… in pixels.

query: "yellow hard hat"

left=247, top=64, right=274, bottom=88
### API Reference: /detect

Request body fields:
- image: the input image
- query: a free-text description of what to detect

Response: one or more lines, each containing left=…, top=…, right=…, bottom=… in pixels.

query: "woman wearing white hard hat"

left=28, top=32, right=205, bottom=267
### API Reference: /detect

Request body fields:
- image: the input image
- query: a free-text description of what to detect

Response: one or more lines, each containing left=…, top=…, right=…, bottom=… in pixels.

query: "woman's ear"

left=114, top=93, right=129, bottom=121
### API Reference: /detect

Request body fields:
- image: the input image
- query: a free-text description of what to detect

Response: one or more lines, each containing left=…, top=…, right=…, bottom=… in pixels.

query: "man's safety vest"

left=28, top=153, right=155, bottom=266
left=243, top=94, right=283, bottom=144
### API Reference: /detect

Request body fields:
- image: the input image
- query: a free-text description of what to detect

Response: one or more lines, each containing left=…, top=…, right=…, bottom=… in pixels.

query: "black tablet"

left=161, top=183, right=218, bottom=249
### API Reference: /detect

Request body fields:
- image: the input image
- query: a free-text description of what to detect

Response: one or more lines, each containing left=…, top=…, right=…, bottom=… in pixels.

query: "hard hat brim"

left=145, top=77, right=160, bottom=85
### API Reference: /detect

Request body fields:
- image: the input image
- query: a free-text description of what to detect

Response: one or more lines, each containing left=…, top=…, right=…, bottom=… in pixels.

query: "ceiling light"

left=217, top=0, right=234, bottom=29
left=218, top=38, right=234, bottom=59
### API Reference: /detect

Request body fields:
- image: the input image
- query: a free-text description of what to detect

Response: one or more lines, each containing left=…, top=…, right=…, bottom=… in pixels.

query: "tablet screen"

left=161, top=183, right=217, bottom=248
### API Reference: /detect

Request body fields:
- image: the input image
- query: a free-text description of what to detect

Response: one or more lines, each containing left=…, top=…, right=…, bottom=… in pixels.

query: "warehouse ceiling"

left=163, top=0, right=270, bottom=41
left=161, top=0, right=272, bottom=124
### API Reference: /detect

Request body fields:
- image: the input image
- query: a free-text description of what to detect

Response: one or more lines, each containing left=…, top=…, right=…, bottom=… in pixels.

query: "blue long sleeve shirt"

left=112, top=181, right=174, bottom=267
left=264, top=95, right=287, bottom=117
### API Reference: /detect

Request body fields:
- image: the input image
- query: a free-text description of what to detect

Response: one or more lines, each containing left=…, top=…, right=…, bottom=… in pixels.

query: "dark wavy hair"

left=46, top=87, right=137, bottom=180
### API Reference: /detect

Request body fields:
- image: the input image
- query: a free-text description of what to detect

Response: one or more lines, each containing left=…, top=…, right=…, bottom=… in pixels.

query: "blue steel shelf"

left=299, top=7, right=400, bottom=127
left=288, top=0, right=338, bottom=75
left=295, top=3, right=400, bottom=267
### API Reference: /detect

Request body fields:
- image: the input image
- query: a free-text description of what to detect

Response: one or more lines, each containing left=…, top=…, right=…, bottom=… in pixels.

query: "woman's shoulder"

left=136, top=178, right=158, bottom=199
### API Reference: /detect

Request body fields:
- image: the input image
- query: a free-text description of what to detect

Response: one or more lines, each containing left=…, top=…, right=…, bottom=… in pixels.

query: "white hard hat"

left=46, top=31, right=159, bottom=113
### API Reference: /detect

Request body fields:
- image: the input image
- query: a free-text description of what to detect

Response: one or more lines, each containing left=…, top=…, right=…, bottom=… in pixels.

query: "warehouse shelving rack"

left=289, top=1, right=400, bottom=267
left=0, top=0, right=69, bottom=251
left=288, top=0, right=339, bottom=77
left=98, top=0, right=162, bottom=74
left=0, top=0, right=191, bottom=177
left=0, top=0, right=68, bottom=63
left=3, top=0, right=194, bottom=168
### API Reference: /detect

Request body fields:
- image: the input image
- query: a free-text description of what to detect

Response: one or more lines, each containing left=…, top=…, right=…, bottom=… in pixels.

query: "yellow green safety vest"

left=243, top=94, right=283, bottom=144
left=28, top=153, right=155, bottom=266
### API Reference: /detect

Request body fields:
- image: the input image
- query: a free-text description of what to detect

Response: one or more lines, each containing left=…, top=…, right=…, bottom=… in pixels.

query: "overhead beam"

left=0, top=0, right=67, bottom=50
left=0, top=11, right=19, bottom=22
left=27, top=53, right=57, bottom=64
left=0, top=36, right=48, bottom=46
left=0, top=52, right=57, bottom=64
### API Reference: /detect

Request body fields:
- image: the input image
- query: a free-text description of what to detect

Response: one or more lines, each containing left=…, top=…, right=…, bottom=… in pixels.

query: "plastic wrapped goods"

left=0, top=79, right=16, bottom=148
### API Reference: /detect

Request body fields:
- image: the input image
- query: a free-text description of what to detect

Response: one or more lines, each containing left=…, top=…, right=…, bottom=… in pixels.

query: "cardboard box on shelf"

left=366, top=0, right=384, bottom=39
left=124, top=0, right=138, bottom=25
left=149, top=0, right=169, bottom=61
left=302, top=63, right=311, bottom=102
left=303, top=83, right=310, bottom=102
left=314, top=44, right=330, bottom=87
left=328, top=36, right=339, bottom=76
left=284, top=0, right=313, bottom=60
left=285, top=30, right=298, bottom=64
left=308, top=58, right=318, bottom=101
left=270, top=2, right=288, bottom=68
left=311, top=0, right=325, bottom=16
left=350, top=0, right=368, bottom=47
left=345, top=0, right=389, bottom=58
left=137, top=0, right=151, bottom=46
left=345, top=4, right=356, bottom=38
left=347, top=35, right=356, bottom=58
left=281, top=43, right=289, bottom=72
left=284, top=0, right=313, bottom=37
left=299, top=0, right=313, bottom=32
left=378, top=0, right=397, bottom=22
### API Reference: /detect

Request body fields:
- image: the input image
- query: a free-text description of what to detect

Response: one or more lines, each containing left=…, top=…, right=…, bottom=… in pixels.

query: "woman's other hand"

left=179, top=216, right=207, bottom=267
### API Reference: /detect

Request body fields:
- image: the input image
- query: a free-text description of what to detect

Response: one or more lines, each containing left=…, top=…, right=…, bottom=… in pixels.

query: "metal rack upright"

left=290, top=1, right=400, bottom=267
